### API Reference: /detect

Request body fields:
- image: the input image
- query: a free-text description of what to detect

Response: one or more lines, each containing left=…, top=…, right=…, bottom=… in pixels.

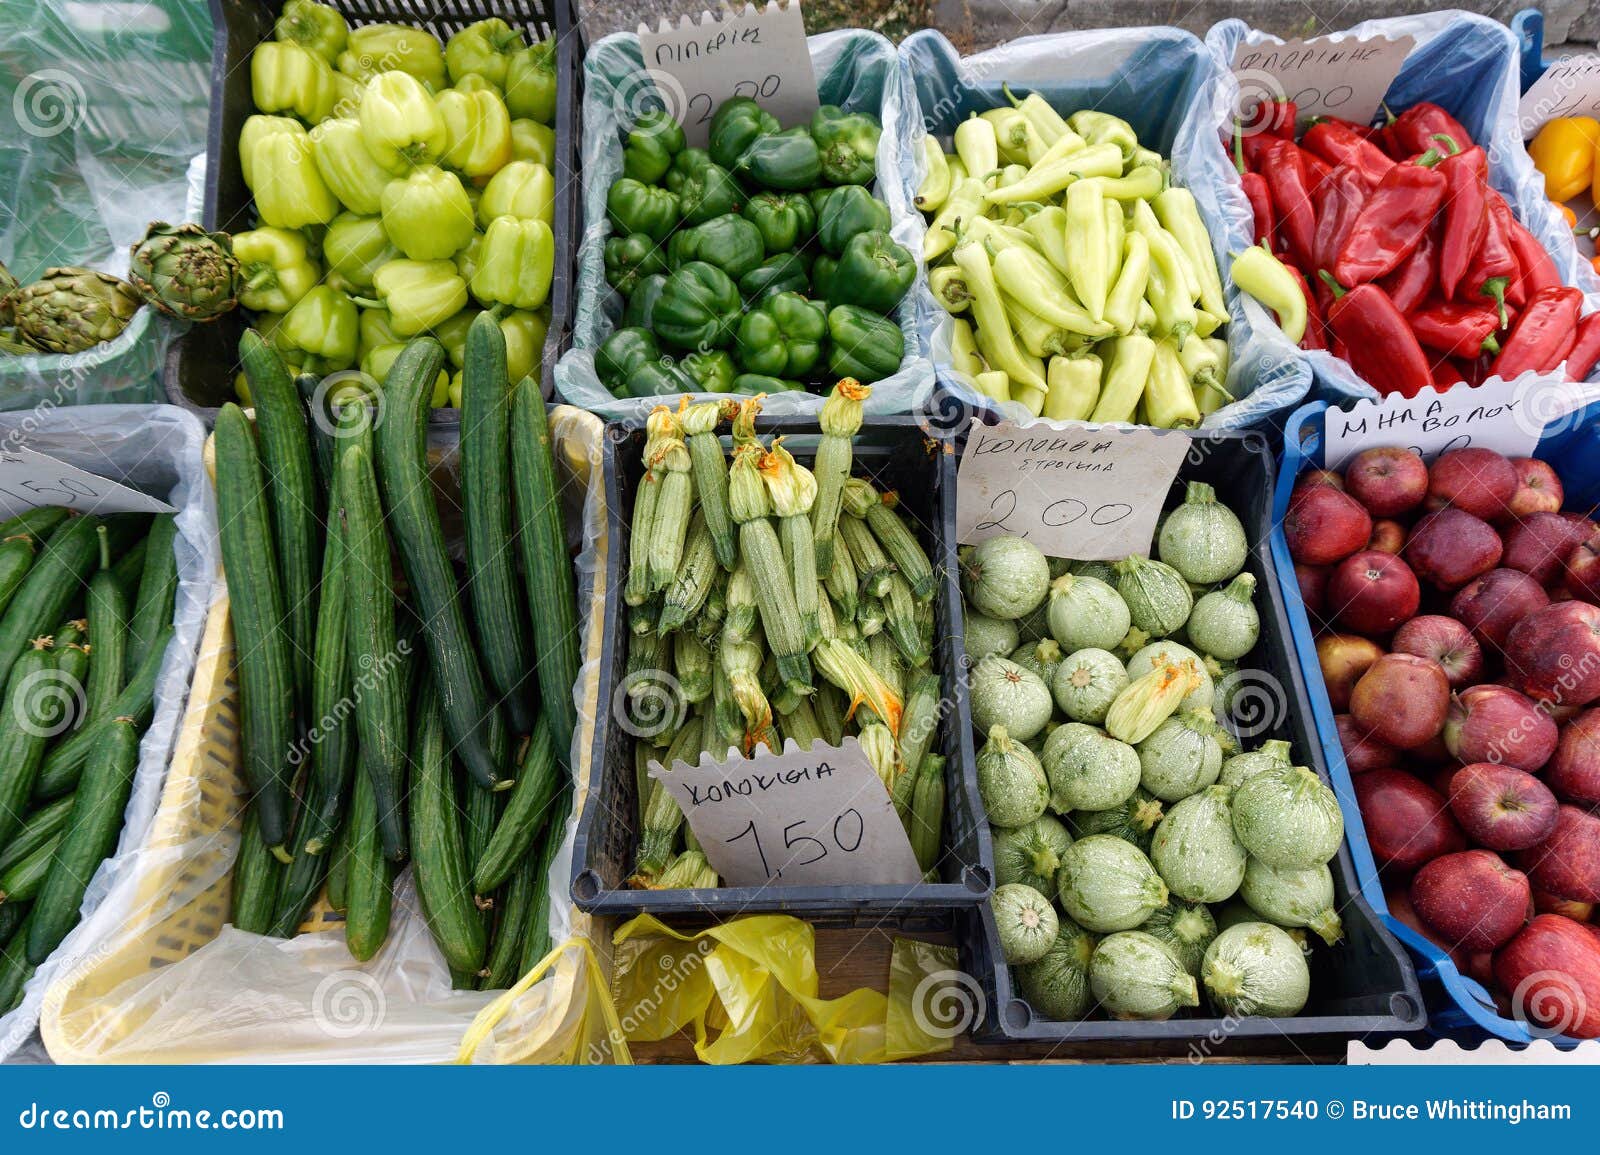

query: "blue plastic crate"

left=1269, top=398, right=1600, bottom=1046
left=1512, top=8, right=1549, bottom=94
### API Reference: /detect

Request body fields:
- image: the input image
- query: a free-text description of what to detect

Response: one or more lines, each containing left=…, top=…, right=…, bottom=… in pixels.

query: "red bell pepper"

left=1380, top=102, right=1472, bottom=160
left=1301, top=120, right=1395, bottom=188
left=1312, top=168, right=1367, bottom=274
left=1260, top=138, right=1317, bottom=270
left=1333, top=153, right=1447, bottom=285
left=1319, top=115, right=1380, bottom=140
left=1258, top=98, right=1297, bottom=138
left=1409, top=300, right=1503, bottom=359
left=1319, top=272, right=1435, bottom=398
left=1432, top=360, right=1468, bottom=390
left=1233, top=123, right=1276, bottom=247
left=1435, top=138, right=1489, bottom=300
left=1566, top=312, right=1600, bottom=381
left=1461, top=192, right=1520, bottom=321
left=1505, top=212, right=1561, bottom=302
left=1299, top=148, right=1333, bottom=197
left=1377, top=223, right=1439, bottom=314
left=1288, top=265, right=1327, bottom=350
left=1492, top=286, right=1582, bottom=379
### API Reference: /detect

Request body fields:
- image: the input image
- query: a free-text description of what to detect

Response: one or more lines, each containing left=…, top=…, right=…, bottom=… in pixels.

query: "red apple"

left=1534, top=889, right=1595, bottom=922
left=1494, top=915, right=1600, bottom=1039
left=1387, top=885, right=1471, bottom=971
left=1449, top=568, right=1550, bottom=651
left=1411, top=850, right=1531, bottom=951
left=1411, top=731, right=1455, bottom=767
left=1336, top=712, right=1398, bottom=774
left=1505, top=458, right=1564, bottom=521
left=1317, top=633, right=1383, bottom=712
left=1346, top=446, right=1429, bottom=517
left=1285, top=484, right=1373, bottom=566
left=1506, top=601, right=1600, bottom=707
left=1447, top=762, right=1560, bottom=851
left=1295, top=468, right=1346, bottom=493
left=1427, top=447, right=1519, bottom=520
left=1442, top=684, right=1558, bottom=772
left=1565, top=529, right=1600, bottom=604
left=1518, top=805, right=1600, bottom=903
left=1327, top=550, right=1421, bottom=635
left=1404, top=508, right=1504, bottom=590
left=1356, top=769, right=1467, bottom=873
left=1295, top=562, right=1330, bottom=618
left=1367, top=519, right=1406, bottom=554
left=1503, top=511, right=1593, bottom=585
left=1391, top=615, right=1484, bottom=688
left=1547, top=708, right=1600, bottom=806
left=1350, top=652, right=1451, bottom=748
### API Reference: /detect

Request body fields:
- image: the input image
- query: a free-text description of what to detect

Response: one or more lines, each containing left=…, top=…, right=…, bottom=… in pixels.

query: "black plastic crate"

left=570, top=414, right=993, bottom=926
left=164, top=0, right=580, bottom=425
left=954, top=424, right=1425, bottom=1046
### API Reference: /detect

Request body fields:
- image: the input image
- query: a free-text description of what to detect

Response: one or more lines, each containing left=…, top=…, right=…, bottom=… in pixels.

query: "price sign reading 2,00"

left=972, top=487, right=1134, bottom=537
left=724, top=809, right=865, bottom=881
left=686, top=75, right=782, bottom=125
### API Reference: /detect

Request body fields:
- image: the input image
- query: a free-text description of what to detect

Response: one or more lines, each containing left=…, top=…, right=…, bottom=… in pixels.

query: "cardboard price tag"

left=1320, top=376, right=1600, bottom=470
left=650, top=737, right=922, bottom=888
left=0, top=448, right=175, bottom=521
left=639, top=2, right=819, bottom=148
left=1231, top=33, right=1414, bottom=128
left=1520, top=55, right=1600, bottom=138
left=955, top=420, right=1190, bottom=561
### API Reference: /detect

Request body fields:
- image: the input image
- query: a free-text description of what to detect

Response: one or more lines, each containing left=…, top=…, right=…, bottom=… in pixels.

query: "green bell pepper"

left=624, top=109, right=685, bottom=185
left=623, top=273, right=668, bottom=330
left=504, top=40, right=557, bottom=124
left=742, top=127, right=822, bottom=191
left=811, top=105, right=881, bottom=186
left=831, top=230, right=915, bottom=314
left=480, top=160, right=554, bottom=227
left=454, top=231, right=485, bottom=283
left=274, top=1, right=347, bottom=65
left=359, top=308, right=402, bottom=359
left=510, top=118, right=556, bottom=167
left=363, top=343, right=451, bottom=403
left=732, top=373, right=804, bottom=394
left=367, top=259, right=468, bottom=335
left=626, top=358, right=697, bottom=398
left=607, top=177, right=680, bottom=242
left=445, top=18, right=525, bottom=87
left=742, top=192, right=812, bottom=252
left=436, top=87, right=513, bottom=179
left=380, top=166, right=475, bottom=259
left=596, top=327, right=660, bottom=391
left=238, top=115, right=303, bottom=189
left=470, top=216, right=553, bottom=310
left=682, top=350, right=738, bottom=393
left=810, top=255, right=839, bottom=304
left=817, top=184, right=891, bottom=256
left=249, top=127, right=339, bottom=229
left=273, top=284, right=358, bottom=373
left=309, top=117, right=392, bottom=215
left=654, top=262, right=741, bottom=350
left=739, top=252, right=810, bottom=303
left=359, top=71, right=447, bottom=171
left=252, top=41, right=338, bottom=124
left=500, top=309, right=546, bottom=383
left=671, top=213, right=764, bottom=281
left=234, top=227, right=321, bottom=314
left=664, top=148, right=711, bottom=192
left=430, top=308, right=480, bottom=368
left=827, top=304, right=903, bottom=383
left=323, top=213, right=398, bottom=293
left=338, top=24, right=446, bottom=89
left=708, top=97, right=779, bottom=172
left=735, top=291, right=826, bottom=379
left=667, top=153, right=742, bottom=225
left=604, top=234, right=667, bottom=296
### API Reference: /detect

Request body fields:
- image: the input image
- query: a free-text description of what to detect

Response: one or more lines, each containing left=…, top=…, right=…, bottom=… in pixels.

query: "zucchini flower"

left=680, top=398, right=737, bottom=570
left=651, top=849, right=718, bottom=890
left=813, top=638, right=903, bottom=735
left=644, top=405, right=693, bottom=596
left=760, top=438, right=821, bottom=647
left=1105, top=660, right=1203, bottom=745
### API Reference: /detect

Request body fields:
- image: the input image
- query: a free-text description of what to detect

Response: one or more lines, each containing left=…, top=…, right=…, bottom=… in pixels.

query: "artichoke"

left=128, top=222, right=240, bottom=321
left=9, top=268, right=143, bottom=354
left=0, top=259, right=17, bottom=328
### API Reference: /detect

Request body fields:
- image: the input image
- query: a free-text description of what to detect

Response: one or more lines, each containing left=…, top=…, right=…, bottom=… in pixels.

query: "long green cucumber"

left=0, top=641, right=69, bottom=847
left=32, top=626, right=171, bottom=801
left=110, top=537, right=146, bottom=597
left=300, top=452, right=355, bottom=853
left=375, top=338, right=510, bottom=791
left=50, top=621, right=88, bottom=731
left=338, top=443, right=407, bottom=862
left=0, top=532, right=38, bottom=622
left=0, top=910, right=37, bottom=1014
left=0, top=514, right=101, bottom=691
left=325, top=813, right=351, bottom=914
left=230, top=807, right=282, bottom=935
left=0, top=507, right=67, bottom=542
left=214, top=403, right=293, bottom=857
left=410, top=676, right=487, bottom=976
left=0, top=832, right=62, bottom=904
left=240, top=330, right=320, bottom=721
left=125, top=513, right=178, bottom=680
left=464, top=773, right=499, bottom=938
left=343, top=760, right=392, bottom=961
left=0, top=899, right=25, bottom=945
left=510, top=377, right=580, bottom=753
left=519, top=785, right=572, bottom=975
left=268, top=807, right=332, bottom=939
left=481, top=847, right=537, bottom=990
left=84, top=527, right=127, bottom=724
left=0, top=793, right=75, bottom=875
left=461, top=313, right=535, bottom=735
left=473, top=718, right=561, bottom=894
left=27, top=715, right=139, bottom=963
left=295, top=371, right=337, bottom=503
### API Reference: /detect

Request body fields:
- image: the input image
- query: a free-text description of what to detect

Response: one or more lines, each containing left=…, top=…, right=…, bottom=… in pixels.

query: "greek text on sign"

left=955, top=419, right=1190, bottom=561
left=1320, top=374, right=1600, bottom=471
left=1231, top=33, right=1415, bottom=128
left=0, top=447, right=176, bottom=521
left=650, top=737, right=921, bottom=887
left=639, top=2, right=819, bottom=148
left=1519, top=55, right=1600, bottom=138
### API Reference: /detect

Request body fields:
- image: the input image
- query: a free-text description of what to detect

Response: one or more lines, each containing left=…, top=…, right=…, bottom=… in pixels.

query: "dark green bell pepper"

left=742, top=127, right=822, bottom=191
left=708, top=97, right=779, bottom=171
left=604, top=233, right=667, bottom=296
left=607, top=178, right=680, bottom=242
left=827, top=304, right=903, bottom=383
left=817, top=184, right=891, bottom=256
left=671, top=213, right=764, bottom=281
left=655, top=261, right=742, bottom=350
left=810, top=254, right=839, bottom=304
left=681, top=349, right=738, bottom=393
left=732, top=373, right=805, bottom=394
left=622, top=109, right=684, bottom=184
left=742, top=192, right=813, bottom=252
left=626, top=357, right=697, bottom=397
left=739, top=253, right=810, bottom=303
left=736, top=291, right=827, bottom=379
left=831, top=229, right=915, bottom=315
left=675, top=158, right=744, bottom=226
left=623, top=272, right=668, bottom=330
left=596, top=326, right=660, bottom=391
left=811, top=104, right=881, bottom=186
left=664, top=148, right=711, bottom=192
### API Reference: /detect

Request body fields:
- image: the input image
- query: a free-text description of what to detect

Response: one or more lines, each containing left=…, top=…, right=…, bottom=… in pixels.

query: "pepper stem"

left=1481, top=334, right=1501, bottom=355
left=1232, top=120, right=1246, bottom=175
left=1316, top=269, right=1347, bottom=299
left=1429, top=132, right=1462, bottom=156
left=1002, top=82, right=1023, bottom=109
left=1479, top=276, right=1510, bottom=328
left=1414, top=147, right=1444, bottom=168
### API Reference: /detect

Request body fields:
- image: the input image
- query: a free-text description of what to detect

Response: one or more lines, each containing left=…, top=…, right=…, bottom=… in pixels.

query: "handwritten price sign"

left=1520, top=55, right=1600, bottom=138
left=0, top=448, right=175, bottom=520
left=1231, top=33, right=1414, bottom=128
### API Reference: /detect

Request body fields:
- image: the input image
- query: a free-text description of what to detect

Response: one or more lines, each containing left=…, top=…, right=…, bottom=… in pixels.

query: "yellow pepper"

left=250, top=130, right=339, bottom=229
left=337, top=23, right=446, bottom=90
left=436, top=87, right=513, bottom=180
left=379, top=166, right=475, bottom=259
left=367, top=259, right=468, bottom=336
left=477, top=160, right=553, bottom=227
left=1528, top=116, right=1600, bottom=203
left=509, top=118, right=556, bottom=167
left=359, top=71, right=447, bottom=172
left=251, top=41, right=339, bottom=124
left=310, top=117, right=392, bottom=215
left=469, top=216, right=553, bottom=310
left=239, top=114, right=304, bottom=189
